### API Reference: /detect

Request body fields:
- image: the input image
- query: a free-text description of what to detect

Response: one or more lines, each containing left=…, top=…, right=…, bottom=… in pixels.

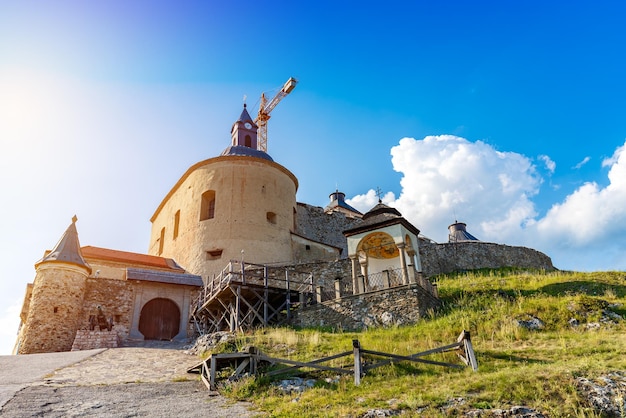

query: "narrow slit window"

left=173, top=210, right=180, bottom=239
left=200, top=190, right=216, bottom=221
left=158, top=227, right=165, bottom=255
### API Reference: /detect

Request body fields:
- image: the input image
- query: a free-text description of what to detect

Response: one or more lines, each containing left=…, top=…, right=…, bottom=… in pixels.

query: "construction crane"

left=256, top=77, right=297, bottom=152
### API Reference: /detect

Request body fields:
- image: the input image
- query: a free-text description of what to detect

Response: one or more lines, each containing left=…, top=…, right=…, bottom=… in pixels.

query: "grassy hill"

left=208, top=269, right=626, bottom=417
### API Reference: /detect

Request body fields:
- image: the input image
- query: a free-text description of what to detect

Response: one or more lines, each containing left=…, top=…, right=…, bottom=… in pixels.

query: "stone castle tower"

left=148, top=104, right=300, bottom=279
left=18, top=217, right=92, bottom=354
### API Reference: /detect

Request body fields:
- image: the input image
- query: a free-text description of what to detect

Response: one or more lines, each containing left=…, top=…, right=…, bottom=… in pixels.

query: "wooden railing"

left=192, top=260, right=314, bottom=314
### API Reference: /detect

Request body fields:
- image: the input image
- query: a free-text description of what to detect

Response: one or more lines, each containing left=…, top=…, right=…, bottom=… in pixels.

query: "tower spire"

left=35, top=215, right=91, bottom=273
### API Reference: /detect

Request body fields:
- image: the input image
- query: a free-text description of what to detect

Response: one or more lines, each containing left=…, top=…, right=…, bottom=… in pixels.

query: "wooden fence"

left=188, top=330, right=477, bottom=391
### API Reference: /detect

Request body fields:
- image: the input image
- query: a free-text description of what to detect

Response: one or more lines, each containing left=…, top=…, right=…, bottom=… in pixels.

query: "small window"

left=206, top=249, right=223, bottom=260
left=53, top=307, right=59, bottom=313
left=200, top=190, right=216, bottom=221
left=266, top=212, right=277, bottom=224
left=158, top=227, right=165, bottom=255
left=244, top=134, right=252, bottom=147
left=173, top=210, right=180, bottom=239
left=305, top=245, right=311, bottom=250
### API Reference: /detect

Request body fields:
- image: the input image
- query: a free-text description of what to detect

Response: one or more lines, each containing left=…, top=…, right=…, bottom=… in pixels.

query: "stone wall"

left=418, top=240, right=555, bottom=277
left=71, top=329, right=121, bottom=351
left=293, top=283, right=442, bottom=331
left=79, top=278, right=135, bottom=340
left=295, top=203, right=361, bottom=259
left=18, top=263, right=89, bottom=354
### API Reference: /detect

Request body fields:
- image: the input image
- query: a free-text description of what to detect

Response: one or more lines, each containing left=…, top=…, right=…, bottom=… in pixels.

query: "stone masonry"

left=294, top=283, right=442, bottom=331
left=418, top=240, right=554, bottom=277
left=71, top=329, right=122, bottom=351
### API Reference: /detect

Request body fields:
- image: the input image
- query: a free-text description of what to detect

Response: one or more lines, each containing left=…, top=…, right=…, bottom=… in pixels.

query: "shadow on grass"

left=438, top=279, right=626, bottom=307
left=538, top=281, right=626, bottom=298
left=479, top=351, right=550, bottom=366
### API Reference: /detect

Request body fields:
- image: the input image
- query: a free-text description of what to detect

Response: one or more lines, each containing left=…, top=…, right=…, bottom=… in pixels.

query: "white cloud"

left=348, top=136, right=626, bottom=271
left=573, top=156, right=591, bottom=169
left=538, top=154, right=556, bottom=174
left=536, top=142, right=626, bottom=247
left=387, top=135, right=540, bottom=242
left=346, top=189, right=396, bottom=212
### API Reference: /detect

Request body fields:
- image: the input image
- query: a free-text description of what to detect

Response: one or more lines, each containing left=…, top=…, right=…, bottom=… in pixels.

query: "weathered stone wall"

left=293, top=283, right=442, bottom=331
left=18, top=263, right=89, bottom=354
left=71, top=329, right=121, bottom=351
left=295, top=203, right=361, bottom=259
left=418, top=240, right=555, bottom=277
left=79, top=278, right=135, bottom=341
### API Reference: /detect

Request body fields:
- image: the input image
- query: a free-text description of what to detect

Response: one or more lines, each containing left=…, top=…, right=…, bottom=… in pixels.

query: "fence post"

left=263, top=266, right=269, bottom=325
left=461, top=330, right=478, bottom=371
left=286, top=270, right=291, bottom=320
left=210, top=355, right=217, bottom=391
left=353, top=339, right=362, bottom=386
left=334, top=278, right=342, bottom=299
left=316, top=286, right=323, bottom=303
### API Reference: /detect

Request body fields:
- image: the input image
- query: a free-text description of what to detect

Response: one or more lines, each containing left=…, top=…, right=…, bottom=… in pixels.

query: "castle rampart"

left=418, top=240, right=555, bottom=277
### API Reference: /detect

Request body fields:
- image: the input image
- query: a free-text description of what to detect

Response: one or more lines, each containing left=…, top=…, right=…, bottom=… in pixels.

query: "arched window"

left=244, top=134, right=252, bottom=148
left=200, top=190, right=216, bottom=221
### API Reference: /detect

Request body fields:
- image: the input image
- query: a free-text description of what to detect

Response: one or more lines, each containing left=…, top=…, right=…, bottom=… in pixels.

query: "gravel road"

left=0, top=344, right=259, bottom=417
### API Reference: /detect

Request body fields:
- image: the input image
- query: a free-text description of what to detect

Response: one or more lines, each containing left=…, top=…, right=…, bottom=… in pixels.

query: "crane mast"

left=256, top=77, right=297, bottom=152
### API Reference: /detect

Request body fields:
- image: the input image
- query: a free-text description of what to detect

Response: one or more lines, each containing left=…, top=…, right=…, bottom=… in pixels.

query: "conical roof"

left=236, top=104, right=257, bottom=127
left=324, top=190, right=362, bottom=216
left=448, top=221, right=479, bottom=243
left=35, top=216, right=92, bottom=273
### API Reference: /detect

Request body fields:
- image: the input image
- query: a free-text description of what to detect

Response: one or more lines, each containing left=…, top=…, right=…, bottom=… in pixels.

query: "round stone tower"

left=148, top=105, right=298, bottom=279
left=19, top=217, right=92, bottom=354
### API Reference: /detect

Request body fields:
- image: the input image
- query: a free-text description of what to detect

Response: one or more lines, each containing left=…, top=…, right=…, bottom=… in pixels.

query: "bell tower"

left=230, top=103, right=259, bottom=149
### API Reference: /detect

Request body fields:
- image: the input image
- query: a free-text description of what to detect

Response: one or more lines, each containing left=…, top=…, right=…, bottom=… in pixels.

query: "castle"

left=15, top=102, right=554, bottom=354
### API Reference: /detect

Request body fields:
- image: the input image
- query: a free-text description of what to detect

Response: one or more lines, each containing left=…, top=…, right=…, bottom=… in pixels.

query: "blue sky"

left=1, top=1, right=626, bottom=354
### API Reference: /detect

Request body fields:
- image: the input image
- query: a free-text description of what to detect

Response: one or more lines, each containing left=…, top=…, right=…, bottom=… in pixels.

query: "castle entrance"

left=138, top=298, right=180, bottom=340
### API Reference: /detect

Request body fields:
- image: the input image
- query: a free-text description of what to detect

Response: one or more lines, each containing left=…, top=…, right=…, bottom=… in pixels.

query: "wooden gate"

left=139, top=298, right=180, bottom=340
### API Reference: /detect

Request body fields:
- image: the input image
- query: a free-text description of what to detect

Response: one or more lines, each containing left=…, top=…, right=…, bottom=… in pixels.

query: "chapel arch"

left=356, top=231, right=399, bottom=260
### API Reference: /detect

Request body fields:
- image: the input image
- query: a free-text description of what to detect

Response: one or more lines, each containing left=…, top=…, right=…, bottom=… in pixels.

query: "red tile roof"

left=81, top=246, right=184, bottom=271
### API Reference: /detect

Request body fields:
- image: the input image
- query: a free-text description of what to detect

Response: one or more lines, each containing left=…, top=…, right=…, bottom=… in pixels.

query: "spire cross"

left=375, top=187, right=383, bottom=203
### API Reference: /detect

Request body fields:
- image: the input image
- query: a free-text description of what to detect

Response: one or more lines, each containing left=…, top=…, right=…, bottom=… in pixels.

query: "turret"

left=18, top=216, right=91, bottom=354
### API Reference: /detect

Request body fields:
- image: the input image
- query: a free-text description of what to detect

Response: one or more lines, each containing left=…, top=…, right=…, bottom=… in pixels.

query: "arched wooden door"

left=138, top=298, right=180, bottom=340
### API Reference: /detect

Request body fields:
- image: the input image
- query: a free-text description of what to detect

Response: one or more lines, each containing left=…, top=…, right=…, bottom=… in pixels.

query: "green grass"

left=208, top=269, right=626, bottom=417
